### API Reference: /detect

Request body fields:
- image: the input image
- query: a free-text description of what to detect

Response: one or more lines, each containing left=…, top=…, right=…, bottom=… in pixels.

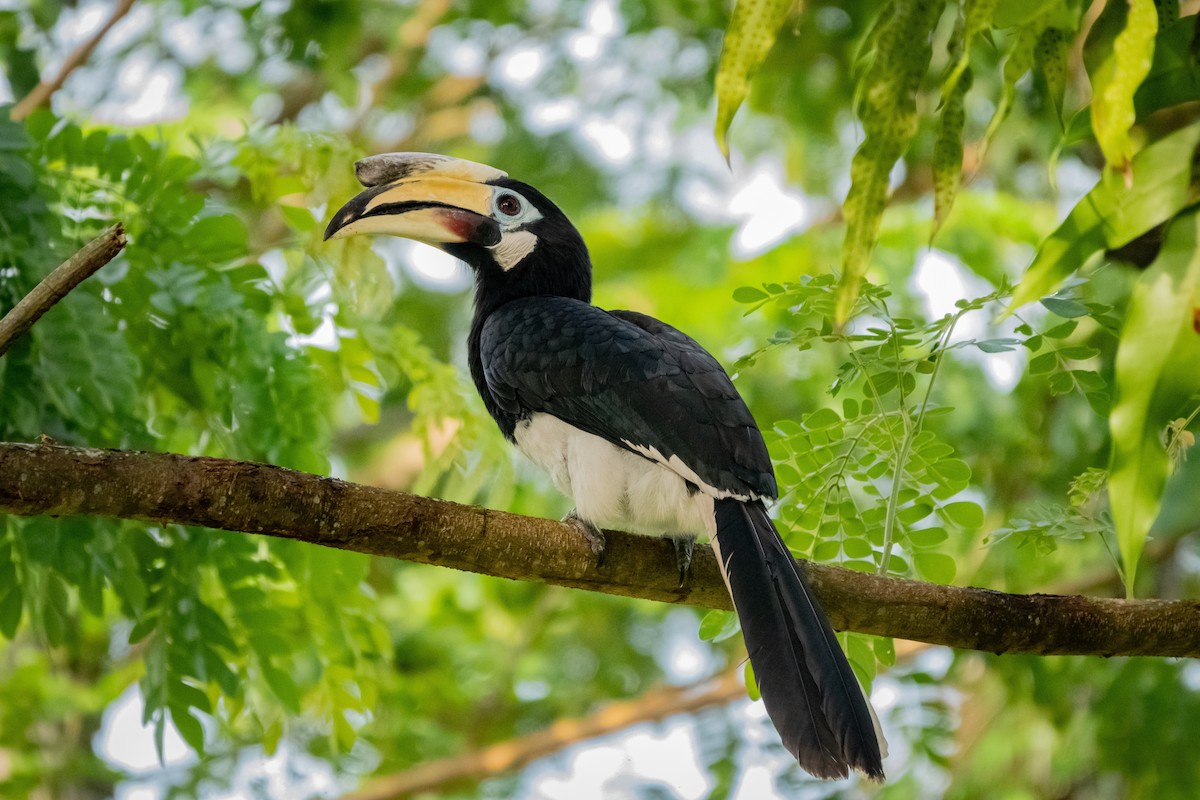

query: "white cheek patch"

left=490, top=230, right=539, bottom=271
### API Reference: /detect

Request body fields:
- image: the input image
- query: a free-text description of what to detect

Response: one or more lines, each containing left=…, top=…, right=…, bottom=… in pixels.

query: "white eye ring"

left=494, top=191, right=525, bottom=219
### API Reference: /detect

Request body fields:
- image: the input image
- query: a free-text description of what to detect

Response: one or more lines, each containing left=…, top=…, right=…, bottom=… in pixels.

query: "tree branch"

left=339, top=544, right=1177, bottom=799
left=0, top=224, right=127, bottom=357
left=341, top=671, right=746, bottom=800
left=10, top=0, right=137, bottom=121
left=0, top=442, right=1197, bottom=658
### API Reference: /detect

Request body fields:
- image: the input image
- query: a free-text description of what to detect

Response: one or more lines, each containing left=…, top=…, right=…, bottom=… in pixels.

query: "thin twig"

left=340, top=671, right=746, bottom=800
left=0, top=223, right=127, bottom=357
left=10, top=0, right=138, bottom=121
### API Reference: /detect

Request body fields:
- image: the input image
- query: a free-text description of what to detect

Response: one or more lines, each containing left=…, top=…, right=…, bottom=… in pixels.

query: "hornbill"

left=325, top=153, right=887, bottom=781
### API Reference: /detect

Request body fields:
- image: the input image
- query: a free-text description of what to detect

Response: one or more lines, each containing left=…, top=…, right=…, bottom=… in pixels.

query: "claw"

left=563, top=510, right=606, bottom=567
left=669, top=534, right=696, bottom=588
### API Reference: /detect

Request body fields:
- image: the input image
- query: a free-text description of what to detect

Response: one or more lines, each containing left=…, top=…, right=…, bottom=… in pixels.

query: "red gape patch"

left=1193, top=306, right=1200, bottom=335
left=438, top=208, right=498, bottom=246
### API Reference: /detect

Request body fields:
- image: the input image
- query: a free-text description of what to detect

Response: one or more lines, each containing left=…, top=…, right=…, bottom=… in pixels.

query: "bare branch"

left=0, top=442, right=1198, bottom=658
left=341, top=671, right=746, bottom=800
left=10, top=0, right=137, bottom=121
left=0, top=224, right=127, bottom=357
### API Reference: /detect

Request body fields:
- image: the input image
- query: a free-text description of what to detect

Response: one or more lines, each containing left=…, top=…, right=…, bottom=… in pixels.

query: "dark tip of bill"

left=323, top=213, right=343, bottom=241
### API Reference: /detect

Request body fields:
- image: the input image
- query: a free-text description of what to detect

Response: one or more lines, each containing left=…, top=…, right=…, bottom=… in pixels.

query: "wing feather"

left=480, top=297, right=776, bottom=500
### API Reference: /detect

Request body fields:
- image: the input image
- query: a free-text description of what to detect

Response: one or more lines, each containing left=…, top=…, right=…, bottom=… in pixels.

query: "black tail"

left=713, top=497, right=885, bottom=781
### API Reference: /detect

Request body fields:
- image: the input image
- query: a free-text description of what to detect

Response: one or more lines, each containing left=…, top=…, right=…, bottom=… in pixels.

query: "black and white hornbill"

left=325, top=153, right=887, bottom=781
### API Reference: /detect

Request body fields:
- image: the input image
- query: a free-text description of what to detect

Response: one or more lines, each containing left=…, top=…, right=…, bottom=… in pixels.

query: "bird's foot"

left=563, top=510, right=606, bottom=567
left=668, top=534, right=696, bottom=588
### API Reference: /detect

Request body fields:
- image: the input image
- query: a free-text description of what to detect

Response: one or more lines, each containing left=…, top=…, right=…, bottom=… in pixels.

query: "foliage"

left=1, top=0, right=1200, bottom=798
left=1107, top=210, right=1200, bottom=595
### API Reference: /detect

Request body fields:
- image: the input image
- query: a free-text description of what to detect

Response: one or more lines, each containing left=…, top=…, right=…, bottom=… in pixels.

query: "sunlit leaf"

left=1009, top=119, right=1200, bottom=310
left=732, top=285, right=769, bottom=303
left=714, top=0, right=795, bottom=161
left=1108, top=209, right=1200, bottom=597
left=933, top=0, right=997, bottom=238
left=699, top=609, right=741, bottom=642
left=913, top=551, right=957, bottom=584
left=838, top=0, right=943, bottom=324
left=907, top=526, right=949, bottom=547
left=744, top=659, right=760, bottom=701
left=942, top=501, right=984, bottom=528
left=1088, top=0, right=1158, bottom=172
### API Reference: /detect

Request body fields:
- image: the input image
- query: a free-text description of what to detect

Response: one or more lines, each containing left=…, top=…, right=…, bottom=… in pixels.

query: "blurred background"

left=1, top=0, right=1199, bottom=798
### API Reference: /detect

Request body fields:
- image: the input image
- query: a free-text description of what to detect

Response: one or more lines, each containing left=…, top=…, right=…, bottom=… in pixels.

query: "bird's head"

left=325, top=153, right=591, bottom=305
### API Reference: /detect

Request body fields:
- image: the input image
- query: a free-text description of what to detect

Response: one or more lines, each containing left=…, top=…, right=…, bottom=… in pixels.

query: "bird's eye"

left=496, top=193, right=523, bottom=218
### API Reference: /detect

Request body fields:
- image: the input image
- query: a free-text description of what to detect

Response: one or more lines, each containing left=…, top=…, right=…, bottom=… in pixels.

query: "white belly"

left=513, top=413, right=715, bottom=537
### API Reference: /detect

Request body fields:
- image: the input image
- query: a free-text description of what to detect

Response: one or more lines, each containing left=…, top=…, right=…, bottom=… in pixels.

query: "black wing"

left=480, top=296, right=776, bottom=499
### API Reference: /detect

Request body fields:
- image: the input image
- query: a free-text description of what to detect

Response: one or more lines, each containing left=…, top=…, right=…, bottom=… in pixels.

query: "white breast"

left=513, top=412, right=716, bottom=537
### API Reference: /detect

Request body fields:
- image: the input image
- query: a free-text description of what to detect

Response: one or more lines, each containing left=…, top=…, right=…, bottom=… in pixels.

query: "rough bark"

left=1, top=441, right=1197, bottom=658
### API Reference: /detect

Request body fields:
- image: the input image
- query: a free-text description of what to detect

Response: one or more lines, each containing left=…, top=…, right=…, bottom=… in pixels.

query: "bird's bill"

left=323, top=175, right=501, bottom=246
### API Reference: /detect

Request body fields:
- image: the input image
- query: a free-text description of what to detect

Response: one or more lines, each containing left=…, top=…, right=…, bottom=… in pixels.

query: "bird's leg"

left=563, top=509, right=606, bottom=566
left=668, top=534, right=696, bottom=588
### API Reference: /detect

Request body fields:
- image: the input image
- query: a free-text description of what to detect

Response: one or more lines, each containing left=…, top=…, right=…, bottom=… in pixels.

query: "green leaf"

left=1036, top=27, right=1072, bottom=122
left=842, top=537, right=873, bottom=559
left=732, top=285, right=769, bottom=304
left=981, top=20, right=1040, bottom=155
left=873, top=636, right=896, bottom=667
left=744, top=659, right=760, bottom=701
left=170, top=705, right=206, bottom=754
left=812, top=540, right=841, bottom=562
left=1009, top=120, right=1200, bottom=310
left=932, top=65, right=969, bottom=240
left=933, top=0, right=997, bottom=238
left=838, top=0, right=943, bottom=324
left=1089, top=0, right=1158, bottom=172
left=993, top=0, right=1050, bottom=27
left=974, top=338, right=1020, bottom=353
left=188, top=214, right=250, bottom=261
left=699, top=610, right=741, bottom=643
left=1028, top=352, right=1058, bottom=375
left=1058, top=345, right=1100, bottom=360
left=803, top=407, right=841, bottom=430
left=1153, top=0, right=1179, bottom=26
left=907, top=526, right=949, bottom=547
left=262, top=664, right=303, bottom=713
left=942, top=500, right=984, bottom=528
left=914, top=551, right=957, bottom=584
left=845, top=633, right=876, bottom=686
left=1041, top=297, right=1091, bottom=318
left=1108, top=210, right=1200, bottom=597
left=1049, top=371, right=1075, bottom=395
left=898, top=503, right=934, bottom=525
left=280, top=204, right=318, bottom=232
left=713, top=0, right=795, bottom=161
left=263, top=718, right=284, bottom=757
left=0, top=115, right=31, bottom=151
left=1043, top=320, right=1079, bottom=339
left=0, top=584, right=22, bottom=639
left=930, top=458, right=971, bottom=485
left=1135, top=16, right=1200, bottom=115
